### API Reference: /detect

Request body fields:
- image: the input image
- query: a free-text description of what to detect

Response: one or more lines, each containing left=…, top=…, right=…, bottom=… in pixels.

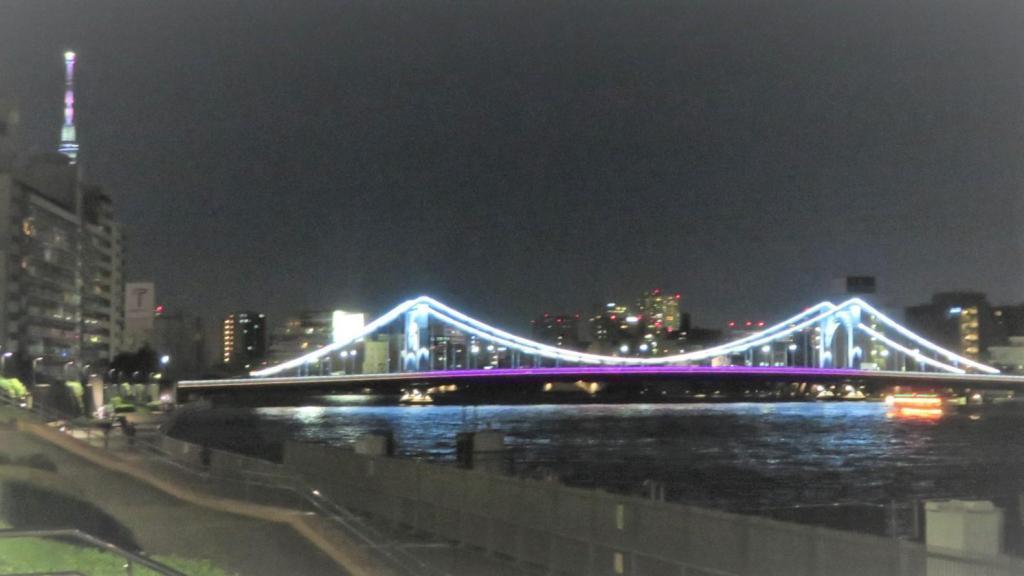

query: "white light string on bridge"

left=659, top=300, right=858, bottom=364
left=423, top=306, right=631, bottom=365
left=420, top=296, right=839, bottom=366
left=252, top=295, right=835, bottom=374
left=429, top=296, right=997, bottom=372
left=646, top=301, right=839, bottom=363
left=847, top=298, right=999, bottom=374
left=422, top=298, right=643, bottom=365
left=250, top=295, right=999, bottom=377
left=249, top=297, right=423, bottom=377
left=856, top=323, right=965, bottom=374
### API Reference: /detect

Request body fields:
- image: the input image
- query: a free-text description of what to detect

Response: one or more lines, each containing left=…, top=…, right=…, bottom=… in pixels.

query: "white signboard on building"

left=126, top=282, right=155, bottom=319
left=122, top=282, right=156, bottom=352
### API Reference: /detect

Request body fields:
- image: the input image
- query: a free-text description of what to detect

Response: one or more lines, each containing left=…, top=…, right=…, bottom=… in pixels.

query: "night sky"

left=1, top=1, right=1022, bottom=337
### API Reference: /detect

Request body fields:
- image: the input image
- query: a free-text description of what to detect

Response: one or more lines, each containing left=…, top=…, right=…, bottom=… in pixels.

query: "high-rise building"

left=905, top=292, right=995, bottom=361
left=588, top=302, right=638, bottom=354
left=0, top=156, right=124, bottom=376
left=265, top=310, right=333, bottom=367
left=531, top=313, right=586, bottom=349
left=988, top=337, right=1024, bottom=373
left=0, top=53, right=125, bottom=379
left=222, top=312, right=267, bottom=369
left=637, top=289, right=683, bottom=336
left=80, top=184, right=125, bottom=365
left=634, top=289, right=686, bottom=356
left=831, top=276, right=877, bottom=296
left=992, top=304, right=1024, bottom=340
left=152, top=310, right=205, bottom=380
left=0, top=100, right=17, bottom=171
left=264, top=309, right=366, bottom=369
left=1, top=151, right=82, bottom=367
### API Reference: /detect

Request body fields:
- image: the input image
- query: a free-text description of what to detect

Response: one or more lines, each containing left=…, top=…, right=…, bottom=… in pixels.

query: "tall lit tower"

left=57, top=50, right=79, bottom=163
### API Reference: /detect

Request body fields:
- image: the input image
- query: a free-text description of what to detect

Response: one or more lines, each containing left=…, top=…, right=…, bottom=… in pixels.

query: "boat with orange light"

left=884, top=393, right=953, bottom=418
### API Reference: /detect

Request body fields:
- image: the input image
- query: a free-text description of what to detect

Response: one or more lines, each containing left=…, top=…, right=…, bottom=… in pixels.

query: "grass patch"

left=0, top=537, right=235, bottom=575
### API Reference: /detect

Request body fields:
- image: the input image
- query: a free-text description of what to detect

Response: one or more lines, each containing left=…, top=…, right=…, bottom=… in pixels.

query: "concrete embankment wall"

left=284, top=441, right=935, bottom=576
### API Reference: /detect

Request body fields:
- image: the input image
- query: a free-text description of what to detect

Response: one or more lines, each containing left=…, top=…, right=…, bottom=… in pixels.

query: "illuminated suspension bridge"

left=248, top=296, right=999, bottom=378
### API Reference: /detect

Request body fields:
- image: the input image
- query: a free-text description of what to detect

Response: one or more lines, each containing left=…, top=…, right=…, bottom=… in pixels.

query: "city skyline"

left=1, top=1, right=1021, bottom=335
left=2, top=4, right=1024, bottom=573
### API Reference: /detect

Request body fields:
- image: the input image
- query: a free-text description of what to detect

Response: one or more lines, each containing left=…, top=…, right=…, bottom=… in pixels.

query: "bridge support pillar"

left=819, top=305, right=861, bottom=369
left=401, top=304, right=431, bottom=372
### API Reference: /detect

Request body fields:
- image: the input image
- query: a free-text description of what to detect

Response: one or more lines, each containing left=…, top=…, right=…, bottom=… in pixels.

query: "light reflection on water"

left=172, top=401, right=1024, bottom=512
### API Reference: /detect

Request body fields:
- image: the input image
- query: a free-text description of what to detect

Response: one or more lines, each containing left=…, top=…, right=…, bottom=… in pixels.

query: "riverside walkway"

left=0, top=409, right=342, bottom=575
left=0, top=406, right=537, bottom=576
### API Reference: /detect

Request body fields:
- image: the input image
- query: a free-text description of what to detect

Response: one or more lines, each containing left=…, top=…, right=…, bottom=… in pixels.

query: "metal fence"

left=283, top=440, right=1024, bottom=576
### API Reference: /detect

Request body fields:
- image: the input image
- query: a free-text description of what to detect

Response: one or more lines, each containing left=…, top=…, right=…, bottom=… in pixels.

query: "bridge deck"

left=178, top=366, right=1024, bottom=392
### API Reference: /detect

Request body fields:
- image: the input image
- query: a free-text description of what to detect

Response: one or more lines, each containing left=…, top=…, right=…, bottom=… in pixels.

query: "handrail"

left=4, top=395, right=452, bottom=575
left=138, top=434, right=446, bottom=575
left=0, top=528, right=189, bottom=576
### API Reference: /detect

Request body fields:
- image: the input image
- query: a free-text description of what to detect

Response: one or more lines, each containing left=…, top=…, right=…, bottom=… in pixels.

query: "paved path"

left=0, top=407, right=542, bottom=575
left=0, top=419, right=345, bottom=575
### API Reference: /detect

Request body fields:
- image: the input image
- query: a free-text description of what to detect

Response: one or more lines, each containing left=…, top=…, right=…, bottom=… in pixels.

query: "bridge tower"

left=401, top=303, right=431, bottom=371
left=819, top=304, right=861, bottom=369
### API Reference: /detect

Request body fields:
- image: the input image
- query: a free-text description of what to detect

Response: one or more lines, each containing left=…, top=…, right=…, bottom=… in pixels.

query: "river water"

left=170, top=400, right=1024, bottom=522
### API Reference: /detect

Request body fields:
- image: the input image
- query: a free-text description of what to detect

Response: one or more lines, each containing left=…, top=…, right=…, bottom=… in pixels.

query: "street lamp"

left=31, top=357, right=43, bottom=388
left=1, top=352, right=12, bottom=375
left=160, top=355, right=170, bottom=366
left=63, top=361, right=74, bottom=380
